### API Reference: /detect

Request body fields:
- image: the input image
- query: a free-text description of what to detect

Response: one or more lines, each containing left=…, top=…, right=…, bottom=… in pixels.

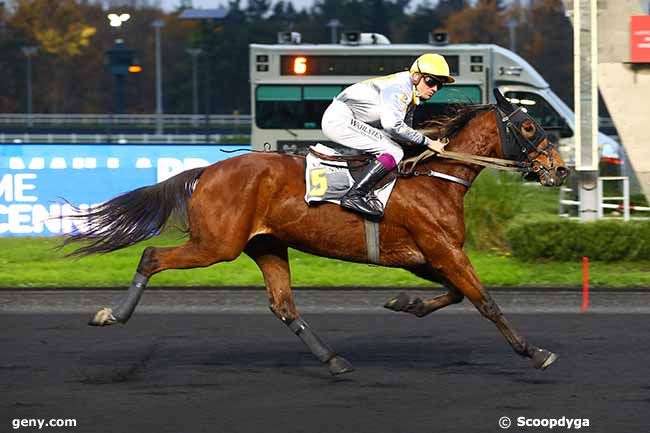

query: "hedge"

left=506, top=217, right=650, bottom=261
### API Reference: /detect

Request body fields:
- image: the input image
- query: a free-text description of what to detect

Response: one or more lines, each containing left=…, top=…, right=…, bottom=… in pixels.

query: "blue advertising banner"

left=0, top=144, right=251, bottom=237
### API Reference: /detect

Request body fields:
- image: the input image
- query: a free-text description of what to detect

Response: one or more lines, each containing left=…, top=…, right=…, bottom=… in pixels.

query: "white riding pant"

left=321, top=100, right=405, bottom=163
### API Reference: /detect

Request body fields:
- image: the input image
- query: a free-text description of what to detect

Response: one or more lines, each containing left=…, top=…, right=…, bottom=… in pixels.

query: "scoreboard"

left=277, top=55, right=460, bottom=76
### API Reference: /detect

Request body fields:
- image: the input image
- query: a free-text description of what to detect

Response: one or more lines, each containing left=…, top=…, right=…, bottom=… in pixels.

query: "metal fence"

left=0, top=133, right=249, bottom=144
left=0, top=113, right=252, bottom=128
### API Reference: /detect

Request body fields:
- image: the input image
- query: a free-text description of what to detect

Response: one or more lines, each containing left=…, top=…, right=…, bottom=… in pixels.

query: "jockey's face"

left=415, top=74, right=442, bottom=100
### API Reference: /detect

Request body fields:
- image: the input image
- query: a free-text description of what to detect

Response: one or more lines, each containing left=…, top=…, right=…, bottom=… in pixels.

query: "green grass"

left=1, top=234, right=648, bottom=288
left=1, top=169, right=647, bottom=289
left=464, top=170, right=559, bottom=250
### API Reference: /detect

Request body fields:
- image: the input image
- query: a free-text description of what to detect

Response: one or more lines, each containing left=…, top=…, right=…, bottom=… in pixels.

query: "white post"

left=574, top=0, right=600, bottom=222
left=623, top=177, right=630, bottom=222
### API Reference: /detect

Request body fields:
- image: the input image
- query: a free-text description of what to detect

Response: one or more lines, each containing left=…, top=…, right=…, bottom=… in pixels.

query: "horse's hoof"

left=384, top=292, right=410, bottom=311
left=88, top=308, right=118, bottom=327
left=328, top=356, right=354, bottom=376
left=532, top=348, right=558, bottom=370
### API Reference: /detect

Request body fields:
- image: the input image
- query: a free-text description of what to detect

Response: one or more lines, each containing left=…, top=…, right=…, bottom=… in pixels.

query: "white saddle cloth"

left=304, top=143, right=397, bottom=207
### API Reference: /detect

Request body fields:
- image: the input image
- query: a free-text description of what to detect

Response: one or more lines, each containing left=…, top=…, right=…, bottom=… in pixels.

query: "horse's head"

left=494, top=89, right=569, bottom=187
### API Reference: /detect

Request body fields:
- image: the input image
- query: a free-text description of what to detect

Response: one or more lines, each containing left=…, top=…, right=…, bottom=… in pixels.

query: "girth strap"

left=364, top=219, right=380, bottom=264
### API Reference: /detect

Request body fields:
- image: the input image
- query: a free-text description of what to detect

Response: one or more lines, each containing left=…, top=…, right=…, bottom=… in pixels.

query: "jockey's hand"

left=425, top=137, right=447, bottom=154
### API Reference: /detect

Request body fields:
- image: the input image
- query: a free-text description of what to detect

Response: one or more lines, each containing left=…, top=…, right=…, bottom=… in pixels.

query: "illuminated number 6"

left=310, top=168, right=328, bottom=196
left=294, top=57, right=307, bottom=74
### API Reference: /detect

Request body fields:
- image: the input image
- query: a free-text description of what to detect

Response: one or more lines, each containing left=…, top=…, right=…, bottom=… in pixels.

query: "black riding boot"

left=340, top=159, right=390, bottom=218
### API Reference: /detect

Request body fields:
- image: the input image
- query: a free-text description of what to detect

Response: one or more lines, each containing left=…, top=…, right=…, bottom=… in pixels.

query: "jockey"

left=321, top=53, right=455, bottom=218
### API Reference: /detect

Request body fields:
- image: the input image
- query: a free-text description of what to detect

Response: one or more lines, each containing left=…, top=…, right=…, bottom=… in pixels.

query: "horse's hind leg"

left=385, top=288, right=463, bottom=317
left=245, top=238, right=353, bottom=376
left=385, top=267, right=464, bottom=317
left=89, top=238, right=237, bottom=326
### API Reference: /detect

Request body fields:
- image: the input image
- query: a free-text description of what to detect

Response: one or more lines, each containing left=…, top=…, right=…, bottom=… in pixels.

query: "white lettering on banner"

left=157, top=158, right=210, bottom=182
left=5, top=156, right=116, bottom=170
left=136, top=158, right=152, bottom=169
left=0, top=174, right=38, bottom=202
left=72, top=158, right=85, bottom=169
left=14, top=174, right=37, bottom=202
left=0, top=203, right=97, bottom=235
left=157, top=158, right=183, bottom=182
left=9, top=157, right=26, bottom=169
left=4, top=204, right=32, bottom=234
left=0, top=175, right=13, bottom=201
left=50, top=158, right=66, bottom=169
left=28, top=158, right=45, bottom=170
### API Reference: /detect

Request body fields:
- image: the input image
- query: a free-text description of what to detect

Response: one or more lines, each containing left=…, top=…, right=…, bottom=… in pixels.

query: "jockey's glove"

left=425, top=137, right=447, bottom=154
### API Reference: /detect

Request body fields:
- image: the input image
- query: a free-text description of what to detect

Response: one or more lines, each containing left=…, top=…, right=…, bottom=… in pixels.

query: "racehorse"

left=64, top=90, right=568, bottom=376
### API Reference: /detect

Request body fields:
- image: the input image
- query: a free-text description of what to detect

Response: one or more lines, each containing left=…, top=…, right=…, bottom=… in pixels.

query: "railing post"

left=596, top=177, right=603, bottom=219
left=623, top=177, right=630, bottom=221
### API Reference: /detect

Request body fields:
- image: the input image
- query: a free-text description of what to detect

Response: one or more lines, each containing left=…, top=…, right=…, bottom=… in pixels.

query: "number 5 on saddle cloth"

left=304, top=143, right=398, bottom=208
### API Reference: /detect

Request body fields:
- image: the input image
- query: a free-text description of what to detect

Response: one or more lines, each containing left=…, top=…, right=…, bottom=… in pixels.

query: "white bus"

left=249, top=32, right=621, bottom=165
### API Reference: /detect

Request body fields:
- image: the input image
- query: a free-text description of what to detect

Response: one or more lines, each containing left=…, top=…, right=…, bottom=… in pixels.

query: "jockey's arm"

left=379, top=85, right=427, bottom=148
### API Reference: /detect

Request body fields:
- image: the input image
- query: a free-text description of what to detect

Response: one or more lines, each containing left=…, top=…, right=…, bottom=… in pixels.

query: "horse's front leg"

left=431, top=248, right=557, bottom=370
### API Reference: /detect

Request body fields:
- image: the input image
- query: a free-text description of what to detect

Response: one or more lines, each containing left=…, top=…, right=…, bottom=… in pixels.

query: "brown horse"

left=65, top=91, right=568, bottom=376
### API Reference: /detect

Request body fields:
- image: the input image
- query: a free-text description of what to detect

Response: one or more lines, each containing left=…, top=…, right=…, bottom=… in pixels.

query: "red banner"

left=631, top=16, right=650, bottom=63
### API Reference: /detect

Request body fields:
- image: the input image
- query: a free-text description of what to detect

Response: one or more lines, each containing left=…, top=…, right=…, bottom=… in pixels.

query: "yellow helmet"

left=410, top=53, right=455, bottom=83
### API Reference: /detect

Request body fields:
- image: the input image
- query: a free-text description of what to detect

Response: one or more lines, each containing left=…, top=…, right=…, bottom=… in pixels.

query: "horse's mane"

left=419, top=104, right=495, bottom=139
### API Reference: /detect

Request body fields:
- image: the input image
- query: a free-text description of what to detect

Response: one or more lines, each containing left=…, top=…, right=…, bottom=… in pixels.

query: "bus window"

left=255, top=85, right=342, bottom=129
left=504, top=91, right=570, bottom=136
left=425, top=86, right=482, bottom=105
left=303, top=86, right=342, bottom=100
left=414, top=85, right=482, bottom=129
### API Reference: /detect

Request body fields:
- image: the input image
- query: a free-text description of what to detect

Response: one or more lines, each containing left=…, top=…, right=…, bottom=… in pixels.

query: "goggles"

left=422, top=75, right=444, bottom=89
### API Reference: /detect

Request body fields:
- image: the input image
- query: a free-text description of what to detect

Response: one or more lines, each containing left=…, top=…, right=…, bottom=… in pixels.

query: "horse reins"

left=399, top=147, right=529, bottom=175
left=399, top=105, right=555, bottom=184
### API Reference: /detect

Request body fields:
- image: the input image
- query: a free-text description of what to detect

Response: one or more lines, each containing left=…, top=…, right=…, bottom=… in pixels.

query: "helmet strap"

left=413, top=86, right=423, bottom=105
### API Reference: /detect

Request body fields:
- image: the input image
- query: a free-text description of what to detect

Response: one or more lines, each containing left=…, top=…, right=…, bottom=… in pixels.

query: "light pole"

left=506, top=18, right=517, bottom=52
left=0, top=1, right=7, bottom=38
left=21, top=46, right=38, bottom=127
left=186, top=48, right=202, bottom=120
left=178, top=7, right=228, bottom=143
left=152, top=19, right=165, bottom=135
left=327, top=19, right=342, bottom=44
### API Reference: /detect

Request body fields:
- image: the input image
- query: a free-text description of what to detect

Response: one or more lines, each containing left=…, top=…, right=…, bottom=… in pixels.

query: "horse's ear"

left=493, top=88, right=514, bottom=113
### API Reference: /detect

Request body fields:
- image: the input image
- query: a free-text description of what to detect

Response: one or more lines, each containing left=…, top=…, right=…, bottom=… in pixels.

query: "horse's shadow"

left=75, top=337, right=554, bottom=386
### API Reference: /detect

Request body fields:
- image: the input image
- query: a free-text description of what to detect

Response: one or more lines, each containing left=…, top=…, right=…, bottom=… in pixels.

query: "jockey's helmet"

left=410, top=53, right=455, bottom=84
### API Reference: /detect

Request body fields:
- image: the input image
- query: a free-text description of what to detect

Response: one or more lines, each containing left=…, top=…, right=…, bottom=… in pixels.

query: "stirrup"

left=341, top=192, right=384, bottom=217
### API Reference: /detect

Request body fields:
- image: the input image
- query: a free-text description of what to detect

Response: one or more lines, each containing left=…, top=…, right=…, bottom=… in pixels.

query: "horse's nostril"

left=556, top=166, right=569, bottom=179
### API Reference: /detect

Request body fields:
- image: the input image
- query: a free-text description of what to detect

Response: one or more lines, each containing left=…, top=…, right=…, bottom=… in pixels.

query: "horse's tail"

left=63, top=166, right=207, bottom=257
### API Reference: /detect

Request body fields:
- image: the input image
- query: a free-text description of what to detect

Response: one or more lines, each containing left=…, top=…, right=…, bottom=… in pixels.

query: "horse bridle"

left=495, top=105, right=556, bottom=180
left=399, top=104, right=558, bottom=185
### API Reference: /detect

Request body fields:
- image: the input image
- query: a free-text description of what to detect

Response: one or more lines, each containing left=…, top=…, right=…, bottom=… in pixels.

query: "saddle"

left=303, top=144, right=398, bottom=207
